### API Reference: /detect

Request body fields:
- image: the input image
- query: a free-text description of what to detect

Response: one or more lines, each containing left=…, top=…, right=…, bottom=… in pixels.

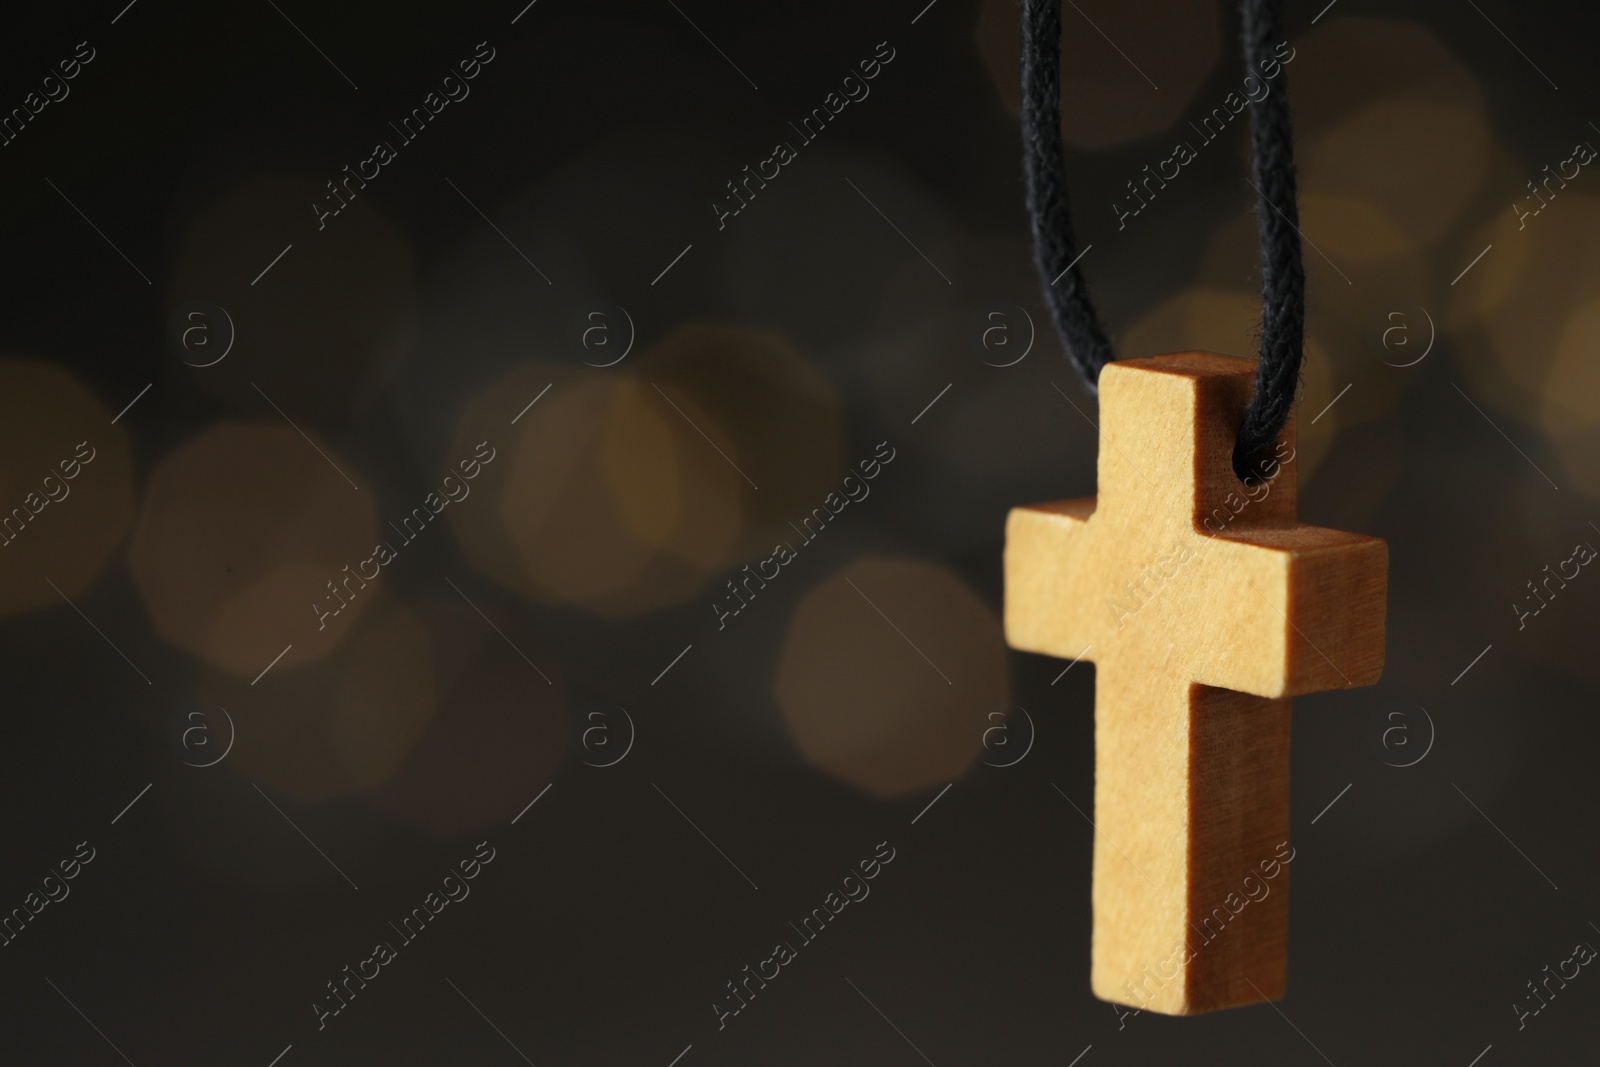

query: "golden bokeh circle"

left=0, top=358, right=135, bottom=618
left=776, top=556, right=1008, bottom=797
left=1542, top=298, right=1600, bottom=432
left=1449, top=195, right=1600, bottom=432
left=129, top=422, right=378, bottom=677
left=1301, top=99, right=1490, bottom=248
left=197, top=598, right=435, bottom=803
left=446, top=323, right=842, bottom=619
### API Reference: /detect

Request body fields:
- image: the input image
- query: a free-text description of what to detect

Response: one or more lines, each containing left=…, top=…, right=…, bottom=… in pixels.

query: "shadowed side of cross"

left=1005, top=353, right=1386, bottom=1015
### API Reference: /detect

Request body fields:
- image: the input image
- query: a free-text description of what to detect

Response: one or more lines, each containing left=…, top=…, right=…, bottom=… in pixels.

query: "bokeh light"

left=776, top=556, right=1008, bottom=797
left=1301, top=99, right=1490, bottom=249
left=645, top=322, right=845, bottom=557
left=0, top=358, right=135, bottom=618
left=197, top=598, right=435, bottom=803
left=446, top=323, right=842, bottom=619
left=1542, top=297, right=1600, bottom=433
left=1449, top=195, right=1600, bottom=434
left=129, top=422, right=378, bottom=676
left=1542, top=298, right=1600, bottom=499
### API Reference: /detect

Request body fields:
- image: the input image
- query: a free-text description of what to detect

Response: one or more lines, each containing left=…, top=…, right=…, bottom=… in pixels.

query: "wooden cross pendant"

left=1004, top=353, right=1386, bottom=1014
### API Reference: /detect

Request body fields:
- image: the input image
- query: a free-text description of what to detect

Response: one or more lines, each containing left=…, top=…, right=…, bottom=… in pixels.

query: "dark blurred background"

left=1, top=0, right=1598, bottom=1063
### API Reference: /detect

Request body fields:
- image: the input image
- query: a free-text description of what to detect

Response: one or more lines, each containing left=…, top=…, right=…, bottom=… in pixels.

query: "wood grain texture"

left=1004, top=352, right=1386, bottom=1014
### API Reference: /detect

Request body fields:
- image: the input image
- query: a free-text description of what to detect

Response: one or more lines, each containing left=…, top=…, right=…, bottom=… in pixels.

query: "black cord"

left=1020, top=0, right=1306, bottom=482
left=1020, top=0, right=1113, bottom=392
left=1234, top=0, right=1304, bottom=481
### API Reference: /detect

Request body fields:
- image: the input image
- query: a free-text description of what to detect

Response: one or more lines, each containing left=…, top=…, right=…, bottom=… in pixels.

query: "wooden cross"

left=1005, top=353, right=1386, bottom=1014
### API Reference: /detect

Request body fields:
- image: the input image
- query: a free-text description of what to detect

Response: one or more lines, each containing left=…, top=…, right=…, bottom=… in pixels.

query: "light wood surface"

left=1004, top=352, right=1386, bottom=1014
